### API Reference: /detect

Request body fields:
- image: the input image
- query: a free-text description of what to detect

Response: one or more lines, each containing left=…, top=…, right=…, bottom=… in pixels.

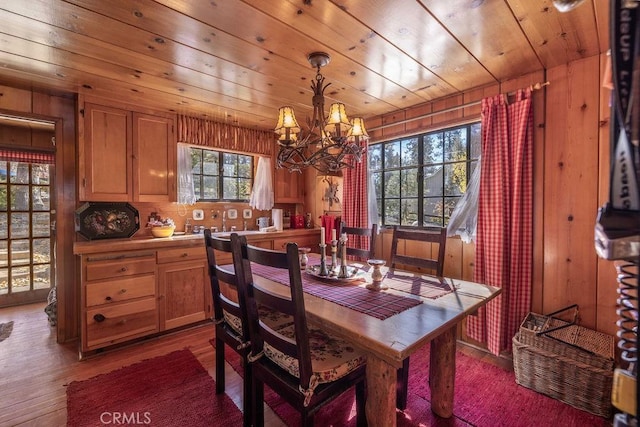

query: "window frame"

left=369, top=121, right=480, bottom=227
left=189, top=147, right=254, bottom=202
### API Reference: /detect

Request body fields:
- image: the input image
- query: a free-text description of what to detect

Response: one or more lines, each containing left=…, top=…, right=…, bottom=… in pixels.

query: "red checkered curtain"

left=342, top=141, right=369, bottom=251
left=467, top=88, right=533, bottom=356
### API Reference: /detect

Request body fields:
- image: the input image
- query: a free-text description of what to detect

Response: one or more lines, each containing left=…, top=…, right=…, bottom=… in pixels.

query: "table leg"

left=366, top=356, right=397, bottom=427
left=429, top=326, right=456, bottom=418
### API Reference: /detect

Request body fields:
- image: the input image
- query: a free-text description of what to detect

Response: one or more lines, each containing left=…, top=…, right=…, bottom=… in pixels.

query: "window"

left=190, top=148, right=253, bottom=202
left=369, top=122, right=481, bottom=227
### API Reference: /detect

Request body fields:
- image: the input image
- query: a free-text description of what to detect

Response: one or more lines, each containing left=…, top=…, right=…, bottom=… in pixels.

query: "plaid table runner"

left=383, top=270, right=454, bottom=299
left=247, top=262, right=422, bottom=320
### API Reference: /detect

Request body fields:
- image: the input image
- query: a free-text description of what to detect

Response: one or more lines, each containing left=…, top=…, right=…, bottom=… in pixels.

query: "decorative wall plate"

left=75, top=202, right=140, bottom=240
left=242, top=208, right=252, bottom=219
left=192, top=209, right=204, bottom=220
left=227, top=208, right=238, bottom=219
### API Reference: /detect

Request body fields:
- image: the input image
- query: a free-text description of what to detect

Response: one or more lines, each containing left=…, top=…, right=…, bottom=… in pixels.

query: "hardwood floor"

left=0, top=302, right=512, bottom=426
left=0, top=302, right=286, bottom=427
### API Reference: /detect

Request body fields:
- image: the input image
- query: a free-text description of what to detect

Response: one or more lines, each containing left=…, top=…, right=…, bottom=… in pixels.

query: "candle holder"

left=318, top=243, right=329, bottom=276
left=298, top=247, right=311, bottom=269
left=330, top=239, right=338, bottom=275
left=366, top=259, right=388, bottom=291
left=337, top=233, right=349, bottom=278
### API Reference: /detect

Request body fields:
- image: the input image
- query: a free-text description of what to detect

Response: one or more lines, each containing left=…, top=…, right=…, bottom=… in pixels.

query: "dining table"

left=246, top=255, right=501, bottom=427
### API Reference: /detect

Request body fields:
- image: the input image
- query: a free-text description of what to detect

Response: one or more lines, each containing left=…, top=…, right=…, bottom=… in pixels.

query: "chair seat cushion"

left=263, top=325, right=366, bottom=392
left=223, top=306, right=293, bottom=336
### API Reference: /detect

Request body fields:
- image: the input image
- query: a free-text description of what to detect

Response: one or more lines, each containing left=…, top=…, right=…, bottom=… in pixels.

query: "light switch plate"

left=227, top=208, right=238, bottom=219
left=243, top=209, right=252, bottom=219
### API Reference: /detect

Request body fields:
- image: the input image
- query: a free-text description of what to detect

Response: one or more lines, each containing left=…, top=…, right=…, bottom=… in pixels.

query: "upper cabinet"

left=132, top=113, right=175, bottom=202
left=80, top=103, right=131, bottom=201
left=79, top=102, right=176, bottom=202
left=273, top=154, right=305, bottom=204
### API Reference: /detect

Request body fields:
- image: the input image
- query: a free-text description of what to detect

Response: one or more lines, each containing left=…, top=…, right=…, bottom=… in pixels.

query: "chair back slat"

left=338, top=222, right=378, bottom=260
left=205, top=230, right=251, bottom=339
left=390, top=225, right=447, bottom=276
left=231, top=234, right=314, bottom=387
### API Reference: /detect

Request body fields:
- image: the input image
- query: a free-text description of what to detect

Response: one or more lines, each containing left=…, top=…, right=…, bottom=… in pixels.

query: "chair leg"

left=301, top=408, right=314, bottom=427
left=241, top=356, right=252, bottom=427
left=396, top=357, right=410, bottom=410
left=355, top=379, right=367, bottom=427
left=215, top=336, right=225, bottom=394
left=253, top=376, right=265, bottom=427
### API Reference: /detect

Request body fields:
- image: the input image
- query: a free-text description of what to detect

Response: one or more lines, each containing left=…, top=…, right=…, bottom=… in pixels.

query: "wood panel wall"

left=305, top=53, right=620, bottom=341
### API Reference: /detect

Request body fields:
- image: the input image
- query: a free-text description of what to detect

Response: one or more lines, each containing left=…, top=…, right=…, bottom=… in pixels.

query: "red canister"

left=291, top=214, right=305, bottom=229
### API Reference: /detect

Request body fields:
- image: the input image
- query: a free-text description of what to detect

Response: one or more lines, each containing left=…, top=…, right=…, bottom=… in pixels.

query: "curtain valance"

left=177, top=115, right=274, bottom=156
left=0, top=148, right=54, bottom=165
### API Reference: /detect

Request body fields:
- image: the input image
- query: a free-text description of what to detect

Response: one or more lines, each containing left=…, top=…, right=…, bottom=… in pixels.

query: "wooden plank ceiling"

left=0, top=0, right=609, bottom=131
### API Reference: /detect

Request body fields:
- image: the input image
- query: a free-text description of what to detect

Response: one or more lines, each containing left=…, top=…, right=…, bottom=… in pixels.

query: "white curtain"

left=250, top=156, right=274, bottom=210
left=177, top=143, right=197, bottom=205
left=447, top=156, right=481, bottom=243
left=368, top=172, right=379, bottom=232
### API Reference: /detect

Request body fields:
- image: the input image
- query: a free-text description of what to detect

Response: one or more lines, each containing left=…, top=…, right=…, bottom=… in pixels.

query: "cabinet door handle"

left=181, top=253, right=189, bottom=257
left=120, top=267, right=128, bottom=272
left=94, top=314, right=106, bottom=323
left=105, top=296, right=112, bottom=301
left=119, top=289, right=127, bottom=294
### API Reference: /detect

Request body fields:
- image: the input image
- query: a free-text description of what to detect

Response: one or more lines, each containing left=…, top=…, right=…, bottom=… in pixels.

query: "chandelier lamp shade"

left=274, top=52, right=367, bottom=174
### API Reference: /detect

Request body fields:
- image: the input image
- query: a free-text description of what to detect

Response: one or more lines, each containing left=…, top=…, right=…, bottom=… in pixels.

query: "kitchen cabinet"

left=80, top=103, right=131, bottom=201
left=81, top=251, right=158, bottom=353
left=157, top=246, right=210, bottom=331
left=273, top=158, right=305, bottom=203
left=272, top=233, right=320, bottom=252
left=74, top=229, right=321, bottom=357
left=133, top=112, right=176, bottom=202
left=79, top=102, right=176, bottom=202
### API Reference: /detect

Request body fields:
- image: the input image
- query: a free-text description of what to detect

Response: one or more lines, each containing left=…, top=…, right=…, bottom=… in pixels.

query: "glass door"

left=0, top=153, right=54, bottom=307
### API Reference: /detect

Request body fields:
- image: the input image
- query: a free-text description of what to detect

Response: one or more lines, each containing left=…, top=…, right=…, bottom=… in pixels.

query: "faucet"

left=222, top=211, right=227, bottom=232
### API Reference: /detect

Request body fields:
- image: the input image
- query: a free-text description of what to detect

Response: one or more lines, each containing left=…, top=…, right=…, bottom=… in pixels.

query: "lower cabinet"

left=81, top=251, right=158, bottom=353
left=76, top=230, right=318, bottom=356
left=157, top=257, right=210, bottom=331
left=273, top=234, right=320, bottom=252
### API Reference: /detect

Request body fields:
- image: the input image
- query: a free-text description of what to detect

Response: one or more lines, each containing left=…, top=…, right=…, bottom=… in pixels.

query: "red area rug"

left=66, top=349, right=242, bottom=427
left=222, top=343, right=610, bottom=427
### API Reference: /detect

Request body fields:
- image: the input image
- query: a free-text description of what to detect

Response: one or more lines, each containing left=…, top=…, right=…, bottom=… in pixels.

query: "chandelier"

left=274, top=52, right=368, bottom=174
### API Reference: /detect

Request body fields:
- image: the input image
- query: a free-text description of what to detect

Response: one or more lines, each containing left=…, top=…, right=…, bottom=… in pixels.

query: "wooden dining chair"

left=390, top=225, right=447, bottom=275
left=390, top=225, right=447, bottom=410
left=204, top=229, right=292, bottom=427
left=338, top=221, right=378, bottom=260
left=230, top=233, right=368, bottom=427
left=204, top=229, right=254, bottom=427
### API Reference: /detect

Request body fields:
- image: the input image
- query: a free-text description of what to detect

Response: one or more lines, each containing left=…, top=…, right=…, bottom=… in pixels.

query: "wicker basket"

left=513, top=308, right=615, bottom=418
left=518, top=311, right=615, bottom=370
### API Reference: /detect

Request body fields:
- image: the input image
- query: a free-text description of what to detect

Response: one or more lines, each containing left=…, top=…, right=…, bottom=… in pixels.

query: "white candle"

left=320, top=226, right=325, bottom=245
left=331, top=228, right=336, bottom=241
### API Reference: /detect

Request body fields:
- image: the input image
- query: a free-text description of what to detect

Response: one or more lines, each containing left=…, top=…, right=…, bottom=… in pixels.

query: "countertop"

left=73, top=228, right=321, bottom=255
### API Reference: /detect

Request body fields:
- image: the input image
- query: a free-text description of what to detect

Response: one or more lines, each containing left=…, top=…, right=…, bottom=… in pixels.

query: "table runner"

left=383, top=270, right=454, bottom=299
left=247, top=262, right=422, bottom=320
left=306, top=254, right=455, bottom=300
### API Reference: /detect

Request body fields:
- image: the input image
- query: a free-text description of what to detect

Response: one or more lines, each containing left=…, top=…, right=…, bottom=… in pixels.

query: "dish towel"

left=320, top=215, right=341, bottom=243
left=249, top=156, right=274, bottom=210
